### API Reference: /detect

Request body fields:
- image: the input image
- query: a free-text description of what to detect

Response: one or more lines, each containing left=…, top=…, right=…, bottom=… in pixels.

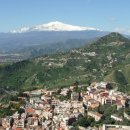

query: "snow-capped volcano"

left=11, top=21, right=100, bottom=33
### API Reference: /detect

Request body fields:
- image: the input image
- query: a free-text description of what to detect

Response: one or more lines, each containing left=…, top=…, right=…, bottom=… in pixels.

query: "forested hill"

left=0, top=32, right=130, bottom=96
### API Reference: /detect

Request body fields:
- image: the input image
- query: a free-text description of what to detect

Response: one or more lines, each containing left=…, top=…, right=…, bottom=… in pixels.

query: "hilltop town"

left=1, top=81, right=130, bottom=130
left=1, top=0, right=130, bottom=129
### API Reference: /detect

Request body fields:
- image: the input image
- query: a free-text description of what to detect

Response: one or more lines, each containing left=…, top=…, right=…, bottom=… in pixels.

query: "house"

left=2, top=117, right=11, bottom=129
left=105, top=98, right=116, bottom=105
left=102, top=124, right=130, bottom=130
left=111, top=114, right=123, bottom=122
left=27, top=117, right=33, bottom=126
left=12, top=112, right=20, bottom=119
left=83, top=94, right=91, bottom=102
left=95, top=82, right=107, bottom=89
left=124, top=111, right=130, bottom=120
left=71, top=101, right=83, bottom=108
left=60, top=121, right=68, bottom=129
left=35, top=109, right=42, bottom=116
left=16, top=119, right=25, bottom=128
left=87, top=99, right=100, bottom=109
left=69, top=86, right=76, bottom=91
left=29, top=96, right=40, bottom=104
left=51, top=99, right=60, bottom=106
left=71, top=92, right=80, bottom=101
left=25, top=108, right=36, bottom=115
left=87, top=111, right=102, bottom=121
left=60, top=88, right=69, bottom=96
left=116, top=101, right=123, bottom=110
left=42, top=120, right=52, bottom=130
left=42, top=110, right=53, bottom=119
left=14, top=128, right=23, bottom=130
left=41, top=95, right=52, bottom=104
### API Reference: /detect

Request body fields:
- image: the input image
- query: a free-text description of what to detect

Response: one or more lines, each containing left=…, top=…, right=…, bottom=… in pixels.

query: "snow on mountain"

left=10, top=21, right=100, bottom=33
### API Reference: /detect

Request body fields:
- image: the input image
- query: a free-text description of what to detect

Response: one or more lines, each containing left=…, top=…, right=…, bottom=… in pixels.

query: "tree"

left=10, top=117, right=14, bottom=128
left=73, top=116, right=94, bottom=128
left=18, top=108, right=25, bottom=116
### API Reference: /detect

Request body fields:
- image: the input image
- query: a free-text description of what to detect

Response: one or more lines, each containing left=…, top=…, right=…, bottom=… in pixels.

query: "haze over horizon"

left=0, top=0, right=130, bottom=34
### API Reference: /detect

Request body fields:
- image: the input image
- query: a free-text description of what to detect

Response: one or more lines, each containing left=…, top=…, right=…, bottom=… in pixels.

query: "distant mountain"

left=10, top=21, right=100, bottom=33
left=18, top=39, right=91, bottom=58
left=0, top=22, right=108, bottom=59
left=1, top=32, right=130, bottom=95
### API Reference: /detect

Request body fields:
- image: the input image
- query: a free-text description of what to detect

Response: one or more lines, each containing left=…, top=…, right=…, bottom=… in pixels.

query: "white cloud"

left=114, top=27, right=130, bottom=34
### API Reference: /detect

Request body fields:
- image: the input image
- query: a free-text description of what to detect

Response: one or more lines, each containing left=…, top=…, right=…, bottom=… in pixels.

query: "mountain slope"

left=0, top=22, right=108, bottom=59
left=17, top=39, right=93, bottom=58
left=0, top=30, right=107, bottom=53
left=0, top=32, right=130, bottom=94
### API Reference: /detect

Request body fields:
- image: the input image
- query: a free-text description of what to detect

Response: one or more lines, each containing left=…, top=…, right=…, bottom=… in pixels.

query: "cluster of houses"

left=0, top=87, right=84, bottom=130
left=82, top=82, right=130, bottom=121
left=1, top=81, right=130, bottom=130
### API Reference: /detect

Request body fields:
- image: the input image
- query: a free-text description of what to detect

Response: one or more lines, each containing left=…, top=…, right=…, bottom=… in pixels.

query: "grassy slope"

left=0, top=32, right=130, bottom=93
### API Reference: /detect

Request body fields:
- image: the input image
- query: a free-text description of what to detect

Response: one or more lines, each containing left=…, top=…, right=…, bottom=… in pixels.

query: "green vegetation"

left=72, top=116, right=95, bottom=128
left=0, top=102, right=20, bottom=117
left=0, top=32, right=130, bottom=99
left=72, top=105, right=130, bottom=129
left=125, top=108, right=130, bottom=116
left=21, top=39, right=88, bottom=58
left=58, top=90, right=71, bottom=101
left=0, top=107, right=15, bottom=117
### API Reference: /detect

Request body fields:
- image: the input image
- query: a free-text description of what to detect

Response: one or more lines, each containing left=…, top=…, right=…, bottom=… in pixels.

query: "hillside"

left=0, top=32, right=130, bottom=98
left=0, top=31, right=108, bottom=62
left=17, top=39, right=92, bottom=58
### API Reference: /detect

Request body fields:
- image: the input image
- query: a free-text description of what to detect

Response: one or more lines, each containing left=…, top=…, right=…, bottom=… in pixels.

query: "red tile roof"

left=100, top=92, right=109, bottom=97
left=14, top=128, right=22, bottom=130
left=25, top=108, right=35, bottom=113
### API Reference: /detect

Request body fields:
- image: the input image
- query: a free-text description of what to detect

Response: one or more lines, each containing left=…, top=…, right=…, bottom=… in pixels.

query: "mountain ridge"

left=0, top=29, right=108, bottom=59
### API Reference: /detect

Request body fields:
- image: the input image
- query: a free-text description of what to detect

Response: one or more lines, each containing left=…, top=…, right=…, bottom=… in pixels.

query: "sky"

left=0, top=0, right=130, bottom=34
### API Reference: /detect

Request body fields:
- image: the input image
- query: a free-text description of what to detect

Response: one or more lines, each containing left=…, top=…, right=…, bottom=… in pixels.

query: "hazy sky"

left=0, top=0, right=130, bottom=34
